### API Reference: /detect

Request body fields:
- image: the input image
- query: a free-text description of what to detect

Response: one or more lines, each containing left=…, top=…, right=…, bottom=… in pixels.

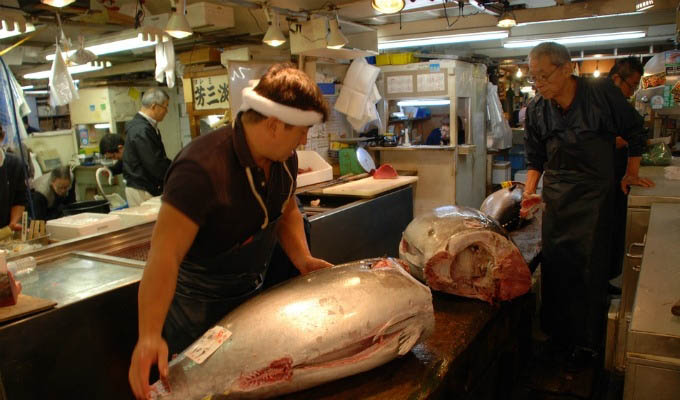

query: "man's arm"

left=8, top=205, right=24, bottom=230
left=621, top=156, right=654, bottom=194
left=129, top=202, right=198, bottom=400
left=276, top=198, right=332, bottom=275
left=523, top=170, right=542, bottom=195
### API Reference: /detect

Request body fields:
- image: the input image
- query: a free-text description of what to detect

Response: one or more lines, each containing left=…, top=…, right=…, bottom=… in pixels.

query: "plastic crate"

left=376, top=54, right=391, bottom=66
left=339, top=148, right=365, bottom=175
left=390, top=52, right=417, bottom=65
left=317, top=83, right=335, bottom=95
left=365, top=56, right=376, bottom=65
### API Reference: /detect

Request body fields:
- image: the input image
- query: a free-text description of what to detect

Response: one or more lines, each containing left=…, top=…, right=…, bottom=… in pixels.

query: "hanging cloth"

left=48, top=42, right=79, bottom=107
left=155, top=39, right=175, bottom=88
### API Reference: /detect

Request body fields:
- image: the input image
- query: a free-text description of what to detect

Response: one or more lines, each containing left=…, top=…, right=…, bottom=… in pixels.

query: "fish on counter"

left=399, top=206, right=531, bottom=304
left=151, top=258, right=434, bottom=399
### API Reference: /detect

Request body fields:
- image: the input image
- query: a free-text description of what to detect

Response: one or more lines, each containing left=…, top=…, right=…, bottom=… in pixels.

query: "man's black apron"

left=539, top=100, right=615, bottom=352
left=610, top=146, right=628, bottom=279
left=163, top=214, right=281, bottom=355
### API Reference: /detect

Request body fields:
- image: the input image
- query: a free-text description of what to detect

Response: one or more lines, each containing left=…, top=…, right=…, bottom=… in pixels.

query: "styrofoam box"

left=141, top=196, right=162, bottom=207
left=186, top=2, right=234, bottom=31
left=47, top=213, right=123, bottom=240
left=296, top=150, right=332, bottom=187
left=492, top=161, right=511, bottom=184
left=111, top=205, right=160, bottom=225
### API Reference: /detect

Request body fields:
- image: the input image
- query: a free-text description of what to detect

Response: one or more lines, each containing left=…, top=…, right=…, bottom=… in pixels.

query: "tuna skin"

left=399, top=206, right=531, bottom=304
left=151, top=258, right=434, bottom=399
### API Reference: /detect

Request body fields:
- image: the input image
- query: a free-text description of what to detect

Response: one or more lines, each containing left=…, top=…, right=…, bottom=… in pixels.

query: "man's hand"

left=129, top=336, right=170, bottom=400
left=9, top=222, right=22, bottom=231
left=615, top=136, right=628, bottom=149
left=297, top=256, right=333, bottom=275
left=621, top=175, right=655, bottom=194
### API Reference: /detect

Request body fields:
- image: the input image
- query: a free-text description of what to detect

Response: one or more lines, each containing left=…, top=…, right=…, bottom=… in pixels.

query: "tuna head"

left=480, top=183, right=525, bottom=231
left=151, top=258, right=434, bottom=399
left=399, top=205, right=531, bottom=304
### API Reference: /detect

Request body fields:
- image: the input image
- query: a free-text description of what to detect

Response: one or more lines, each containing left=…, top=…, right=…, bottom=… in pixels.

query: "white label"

left=417, top=73, right=445, bottom=92
left=386, top=75, right=414, bottom=94
left=185, top=326, right=232, bottom=364
left=192, top=75, right=230, bottom=110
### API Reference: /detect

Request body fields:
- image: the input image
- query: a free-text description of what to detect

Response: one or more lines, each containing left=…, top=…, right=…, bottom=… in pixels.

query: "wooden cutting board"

left=321, top=176, right=418, bottom=198
left=0, top=294, right=57, bottom=324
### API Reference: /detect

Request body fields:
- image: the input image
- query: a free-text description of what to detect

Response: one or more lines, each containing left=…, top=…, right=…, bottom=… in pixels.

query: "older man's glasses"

left=527, top=65, right=561, bottom=85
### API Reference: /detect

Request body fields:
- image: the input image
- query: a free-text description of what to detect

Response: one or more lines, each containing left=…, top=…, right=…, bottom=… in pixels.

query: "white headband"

left=239, top=86, right=323, bottom=127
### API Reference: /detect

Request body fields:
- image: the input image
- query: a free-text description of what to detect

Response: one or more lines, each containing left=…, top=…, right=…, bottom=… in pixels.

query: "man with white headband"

left=129, top=63, right=333, bottom=399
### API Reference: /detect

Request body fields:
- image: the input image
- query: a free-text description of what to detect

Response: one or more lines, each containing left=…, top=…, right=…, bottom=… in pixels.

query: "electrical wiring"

left=248, top=8, right=263, bottom=32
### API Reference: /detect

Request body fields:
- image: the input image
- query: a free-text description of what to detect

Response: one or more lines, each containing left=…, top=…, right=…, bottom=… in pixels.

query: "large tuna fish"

left=399, top=206, right=531, bottom=304
left=151, top=258, right=434, bottom=399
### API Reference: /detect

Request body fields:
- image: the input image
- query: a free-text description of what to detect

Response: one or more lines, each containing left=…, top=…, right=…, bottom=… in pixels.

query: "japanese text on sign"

left=192, top=75, right=230, bottom=110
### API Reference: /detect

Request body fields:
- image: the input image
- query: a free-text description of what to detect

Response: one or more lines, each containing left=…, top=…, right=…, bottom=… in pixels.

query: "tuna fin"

left=397, top=324, right=423, bottom=355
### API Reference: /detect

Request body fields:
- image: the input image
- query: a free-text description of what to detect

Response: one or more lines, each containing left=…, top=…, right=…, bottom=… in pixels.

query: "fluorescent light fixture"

left=372, top=0, right=404, bottom=14
left=41, top=0, right=75, bottom=7
left=497, top=11, right=516, bottom=28
left=520, top=86, right=533, bottom=94
left=263, top=11, right=286, bottom=47
left=397, top=99, right=450, bottom=107
left=25, top=90, right=49, bottom=95
left=47, top=33, right=159, bottom=61
left=636, top=0, right=654, bottom=11
left=166, top=0, right=193, bottom=39
left=503, top=31, right=646, bottom=48
left=379, top=31, right=509, bottom=50
left=24, top=61, right=112, bottom=80
left=21, top=85, right=34, bottom=90
left=516, top=12, right=643, bottom=27
left=94, top=123, right=110, bottom=130
left=0, top=21, right=35, bottom=39
left=327, top=17, right=348, bottom=50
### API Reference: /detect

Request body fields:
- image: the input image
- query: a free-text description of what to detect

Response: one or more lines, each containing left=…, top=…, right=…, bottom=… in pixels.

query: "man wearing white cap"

left=129, top=63, right=333, bottom=399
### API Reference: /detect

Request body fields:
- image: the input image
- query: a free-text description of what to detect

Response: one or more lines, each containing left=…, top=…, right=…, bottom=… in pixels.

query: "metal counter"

left=624, top=203, right=680, bottom=400
left=614, top=160, right=680, bottom=371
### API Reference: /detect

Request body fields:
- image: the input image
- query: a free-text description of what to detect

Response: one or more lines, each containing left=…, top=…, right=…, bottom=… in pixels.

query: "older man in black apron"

left=129, top=64, right=333, bottom=399
left=521, top=43, right=653, bottom=371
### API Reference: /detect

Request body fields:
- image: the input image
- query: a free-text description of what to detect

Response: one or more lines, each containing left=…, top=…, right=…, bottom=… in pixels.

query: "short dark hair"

left=49, top=166, right=71, bottom=184
left=609, top=57, right=644, bottom=80
left=100, top=134, right=124, bottom=155
left=242, top=63, right=330, bottom=125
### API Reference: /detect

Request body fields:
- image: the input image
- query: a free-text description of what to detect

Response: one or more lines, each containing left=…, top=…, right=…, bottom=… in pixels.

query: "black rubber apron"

left=539, top=117, right=614, bottom=351
left=163, top=214, right=281, bottom=355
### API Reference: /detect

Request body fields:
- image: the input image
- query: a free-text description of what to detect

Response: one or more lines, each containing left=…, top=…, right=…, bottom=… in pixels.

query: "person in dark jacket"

left=520, top=42, right=653, bottom=372
left=0, top=127, right=27, bottom=236
left=123, top=88, right=172, bottom=206
left=99, top=133, right=124, bottom=176
left=608, top=57, right=645, bottom=286
left=32, top=166, right=73, bottom=220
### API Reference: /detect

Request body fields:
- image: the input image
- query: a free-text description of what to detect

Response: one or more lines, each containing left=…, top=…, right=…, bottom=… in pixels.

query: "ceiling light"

left=516, top=69, right=522, bottom=78
left=379, top=31, right=509, bottom=50
left=40, top=0, right=75, bottom=7
left=372, top=0, right=405, bottom=14
left=0, top=21, right=35, bottom=39
left=327, top=17, right=348, bottom=50
left=47, top=34, right=160, bottom=61
left=397, top=99, right=450, bottom=107
left=263, top=10, right=286, bottom=47
left=593, top=61, right=600, bottom=78
left=94, top=123, right=110, bottom=130
left=165, top=0, right=192, bottom=39
left=24, top=90, right=49, bottom=95
left=635, top=0, right=654, bottom=11
left=503, top=30, right=646, bottom=48
left=24, top=61, right=112, bottom=80
left=497, top=10, right=516, bottom=28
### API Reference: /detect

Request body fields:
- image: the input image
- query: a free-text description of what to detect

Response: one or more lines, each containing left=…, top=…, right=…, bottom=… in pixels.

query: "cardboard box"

left=178, top=47, right=221, bottom=65
left=186, top=2, right=234, bottom=31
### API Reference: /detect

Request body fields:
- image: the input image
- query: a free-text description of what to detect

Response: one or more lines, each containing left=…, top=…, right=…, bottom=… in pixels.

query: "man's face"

left=612, top=72, right=641, bottom=98
left=51, top=178, right=71, bottom=197
left=272, top=120, right=310, bottom=161
left=441, top=124, right=450, bottom=139
left=105, top=145, right=124, bottom=161
left=528, top=55, right=572, bottom=100
left=152, top=101, right=169, bottom=122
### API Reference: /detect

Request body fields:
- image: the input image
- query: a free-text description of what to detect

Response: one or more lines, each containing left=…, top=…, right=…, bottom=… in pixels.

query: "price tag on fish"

left=185, top=326, right=232, bottom=364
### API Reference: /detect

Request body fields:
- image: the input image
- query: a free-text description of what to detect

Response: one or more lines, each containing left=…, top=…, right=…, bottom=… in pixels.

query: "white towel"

left=155, top=40, right=175, bottom=88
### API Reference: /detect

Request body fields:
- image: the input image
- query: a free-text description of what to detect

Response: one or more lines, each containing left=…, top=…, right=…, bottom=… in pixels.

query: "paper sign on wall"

left=417, top=73, right=445, bottom=92
left=192, top=75, right=230, bottom=110
left=386, top=75, right=414, bottom=94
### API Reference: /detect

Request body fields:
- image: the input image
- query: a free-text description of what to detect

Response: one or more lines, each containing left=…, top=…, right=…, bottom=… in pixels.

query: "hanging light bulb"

left=497, top=10, right=516, bottom=28
left=371, top=0, right=405, bottom=14
left=593, top=61, right=600, bottom=78
left=41, top=0, right=76, bottom=7
left=326, top=14, right=348, bottom=50
left=165, top=0, right=193, bottom=39
left=516, top=68, right=523, bottom=78
left=263, top=9, right=286, bottom=47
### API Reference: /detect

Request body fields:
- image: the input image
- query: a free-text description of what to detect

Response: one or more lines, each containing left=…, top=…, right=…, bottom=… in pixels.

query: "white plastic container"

left=296, top=150, right=333, bottom=187
left=111, top=205, right=160, bottom=225
left=141, top=196, right=162, bottom=207
left=46, top=213, right=122, bottom=240
left=492, top=161, right=511, bottom=184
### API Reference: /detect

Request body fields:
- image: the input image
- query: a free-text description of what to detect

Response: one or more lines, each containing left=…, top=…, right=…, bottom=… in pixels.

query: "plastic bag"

left=48, top=44, right=78, bottom=107
left=641, top=142, right=672, bottom=166
left=486, top=83, right=512, bottom=149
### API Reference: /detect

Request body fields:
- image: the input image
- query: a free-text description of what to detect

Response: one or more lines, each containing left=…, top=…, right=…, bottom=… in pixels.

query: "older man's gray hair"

left=529, top=42, right=572, bottom=66
left=141, top=88, right=169, bottom=108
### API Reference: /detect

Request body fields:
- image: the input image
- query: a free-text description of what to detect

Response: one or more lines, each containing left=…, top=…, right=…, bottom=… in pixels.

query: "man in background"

left=100, top=133, right=124, bottom=176
left=0, top=127, right=26, bottom=239
left=123, top=88, right=172, bottom=207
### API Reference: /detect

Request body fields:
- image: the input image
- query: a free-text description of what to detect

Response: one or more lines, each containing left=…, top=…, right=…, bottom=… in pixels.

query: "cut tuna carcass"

left=0, top=270, right=21, bottom=307
left=399, top=206, right=531, bottom=304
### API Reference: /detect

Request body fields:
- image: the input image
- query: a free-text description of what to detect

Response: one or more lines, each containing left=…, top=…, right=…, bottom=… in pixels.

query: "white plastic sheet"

left=48, top=45, right=78, bottom=107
